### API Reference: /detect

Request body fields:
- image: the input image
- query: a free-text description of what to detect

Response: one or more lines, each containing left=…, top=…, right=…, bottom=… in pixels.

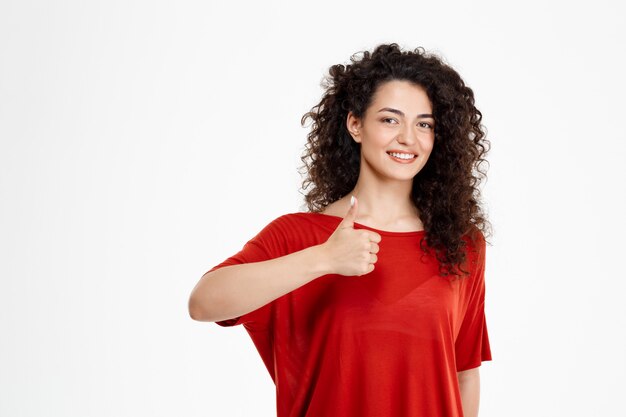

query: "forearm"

left=189, top=244, right=331, bottom=322
left=458, top=370, right=480, bottom=417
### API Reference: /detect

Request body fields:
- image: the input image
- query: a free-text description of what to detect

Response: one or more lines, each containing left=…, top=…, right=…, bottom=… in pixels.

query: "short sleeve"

left=455, top=232, right=493, bottom=371
left=204, top=216, right=286, bottom=329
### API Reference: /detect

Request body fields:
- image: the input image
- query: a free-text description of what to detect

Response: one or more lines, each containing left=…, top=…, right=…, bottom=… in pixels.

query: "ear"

left=346, top=111, right=362, bottom=143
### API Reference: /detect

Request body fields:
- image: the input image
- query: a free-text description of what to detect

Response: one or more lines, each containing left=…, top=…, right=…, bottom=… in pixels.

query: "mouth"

left=386, top=151, right=418, bottom=162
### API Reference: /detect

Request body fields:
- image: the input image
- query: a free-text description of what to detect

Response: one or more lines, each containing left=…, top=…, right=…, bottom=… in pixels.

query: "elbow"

left=188, top=271, right=218, bottom=321
left=188, top=294, right=213, bottom=322
left=188, top=297, right=203, bottom=321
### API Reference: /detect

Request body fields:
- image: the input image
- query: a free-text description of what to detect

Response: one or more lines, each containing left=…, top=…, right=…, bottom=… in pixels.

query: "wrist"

left=306, top=243, right=334, bottom=278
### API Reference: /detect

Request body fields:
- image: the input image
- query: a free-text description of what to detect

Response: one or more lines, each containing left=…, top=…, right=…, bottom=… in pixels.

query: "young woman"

left=189, top=43, right=493, bottom=417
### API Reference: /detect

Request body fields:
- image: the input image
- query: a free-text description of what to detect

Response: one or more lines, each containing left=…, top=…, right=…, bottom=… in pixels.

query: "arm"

left=188, top=244, right=331, bottom=322
left=457, top=367, right=481, bottom=417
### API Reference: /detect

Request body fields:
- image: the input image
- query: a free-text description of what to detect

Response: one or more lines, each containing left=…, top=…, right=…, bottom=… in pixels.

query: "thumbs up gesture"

left=321, top=196, right=382, bottom=276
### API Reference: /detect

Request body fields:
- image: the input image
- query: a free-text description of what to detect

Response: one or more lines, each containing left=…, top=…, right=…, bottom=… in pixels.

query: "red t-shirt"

left=207, top=212, right=492, bottom=417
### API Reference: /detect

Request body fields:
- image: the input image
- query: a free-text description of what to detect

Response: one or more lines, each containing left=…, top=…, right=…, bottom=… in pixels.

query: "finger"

left=339, top=195, right=358, bottom=229
left=369, top=242, right=380, bottom=253
left=367, top=231, right=382, bottom=243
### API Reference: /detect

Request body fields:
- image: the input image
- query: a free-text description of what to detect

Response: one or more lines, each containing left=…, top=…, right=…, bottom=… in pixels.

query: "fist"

left=322, top=195, right=382, bottom=276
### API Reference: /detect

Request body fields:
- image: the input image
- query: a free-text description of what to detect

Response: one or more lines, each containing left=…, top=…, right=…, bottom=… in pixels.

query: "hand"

left=321, top=196, right=382, bottom=276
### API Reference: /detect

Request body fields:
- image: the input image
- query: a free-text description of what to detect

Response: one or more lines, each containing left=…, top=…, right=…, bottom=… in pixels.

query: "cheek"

left=369, top=124, right=395, bottom=140
left=362, top=132, right=391, bottom=152
left=421, top=135, right=436, bottom=152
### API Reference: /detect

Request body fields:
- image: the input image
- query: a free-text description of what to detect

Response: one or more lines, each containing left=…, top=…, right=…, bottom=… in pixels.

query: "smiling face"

left=347, top=79, right=436, bottom=182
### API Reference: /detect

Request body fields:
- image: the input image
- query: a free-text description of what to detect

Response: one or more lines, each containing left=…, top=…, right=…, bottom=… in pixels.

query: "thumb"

left=340, top=195, right=358, bottom=229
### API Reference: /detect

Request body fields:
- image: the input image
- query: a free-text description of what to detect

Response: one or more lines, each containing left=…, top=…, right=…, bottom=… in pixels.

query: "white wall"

left=1, top=0, right=624, bottom=416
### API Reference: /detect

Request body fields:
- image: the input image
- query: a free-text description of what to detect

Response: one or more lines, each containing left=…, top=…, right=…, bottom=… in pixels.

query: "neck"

left=349, top=173, right=418, bottom=223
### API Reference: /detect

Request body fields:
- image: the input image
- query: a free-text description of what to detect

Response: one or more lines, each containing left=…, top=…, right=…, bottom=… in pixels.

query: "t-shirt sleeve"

left=454, top=231, right=493, bottom=372
left=203, top=215, right=286, bottom=329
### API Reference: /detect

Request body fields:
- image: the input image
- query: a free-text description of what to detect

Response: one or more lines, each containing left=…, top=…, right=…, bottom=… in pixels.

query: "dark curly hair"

left=298, top=43, right=492, bottom=279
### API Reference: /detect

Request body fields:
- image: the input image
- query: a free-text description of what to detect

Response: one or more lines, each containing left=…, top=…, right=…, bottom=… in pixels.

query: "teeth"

left=388, top=152, right=416, bottom=160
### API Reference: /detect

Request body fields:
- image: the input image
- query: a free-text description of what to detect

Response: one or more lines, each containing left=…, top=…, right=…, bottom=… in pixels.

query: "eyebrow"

left=377, top=107, right=434, bottom=119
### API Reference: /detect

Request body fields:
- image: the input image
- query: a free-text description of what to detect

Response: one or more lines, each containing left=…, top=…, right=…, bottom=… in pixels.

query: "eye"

left=418, top=122, right=434, bottom=129
left=382, top=117, right=398, bottom=124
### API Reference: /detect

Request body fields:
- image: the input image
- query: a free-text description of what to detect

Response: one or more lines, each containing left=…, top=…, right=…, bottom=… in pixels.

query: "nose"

left=396, top=125, right=418, bottom=145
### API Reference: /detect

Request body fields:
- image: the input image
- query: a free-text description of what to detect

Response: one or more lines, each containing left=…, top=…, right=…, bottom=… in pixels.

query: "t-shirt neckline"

left=301, top=212, right=426, bottom=237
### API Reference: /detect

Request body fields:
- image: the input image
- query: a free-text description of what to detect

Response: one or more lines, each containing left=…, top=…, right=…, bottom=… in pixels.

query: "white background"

left=1, top=0, right=625, bottom=416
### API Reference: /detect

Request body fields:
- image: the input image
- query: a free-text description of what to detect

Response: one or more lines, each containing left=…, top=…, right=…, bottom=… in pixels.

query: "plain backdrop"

left=1, top=0, right=625, bottom=416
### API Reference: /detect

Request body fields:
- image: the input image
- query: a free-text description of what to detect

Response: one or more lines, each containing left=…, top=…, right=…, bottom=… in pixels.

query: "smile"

left=387, top=151, right=417, bottom=163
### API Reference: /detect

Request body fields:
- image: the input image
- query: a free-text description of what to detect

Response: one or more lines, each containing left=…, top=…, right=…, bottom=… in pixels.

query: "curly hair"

left=298, top=43, right=492, bottom=279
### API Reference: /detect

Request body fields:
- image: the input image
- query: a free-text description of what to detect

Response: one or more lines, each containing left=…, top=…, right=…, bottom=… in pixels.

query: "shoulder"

left=463, top=225, right=486, bottom=253
left=258, top=212, right=313, bottom=233
left=263, top=211, right=334, bottom=229
left=250, top=212, right=317, bottom=249
left=461, top=226, right=486, bottom=273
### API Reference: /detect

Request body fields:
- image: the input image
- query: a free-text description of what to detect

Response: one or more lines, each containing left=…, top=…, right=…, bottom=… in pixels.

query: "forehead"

left=370, top=80, right=432, bottom=110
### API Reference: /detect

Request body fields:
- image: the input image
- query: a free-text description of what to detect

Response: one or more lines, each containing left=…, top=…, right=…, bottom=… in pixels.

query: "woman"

left=189, top=43, right=493, bottom=417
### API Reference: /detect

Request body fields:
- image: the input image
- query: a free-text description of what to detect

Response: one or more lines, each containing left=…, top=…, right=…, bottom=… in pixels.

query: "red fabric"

left=206, top=212, right=492, bottom=417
